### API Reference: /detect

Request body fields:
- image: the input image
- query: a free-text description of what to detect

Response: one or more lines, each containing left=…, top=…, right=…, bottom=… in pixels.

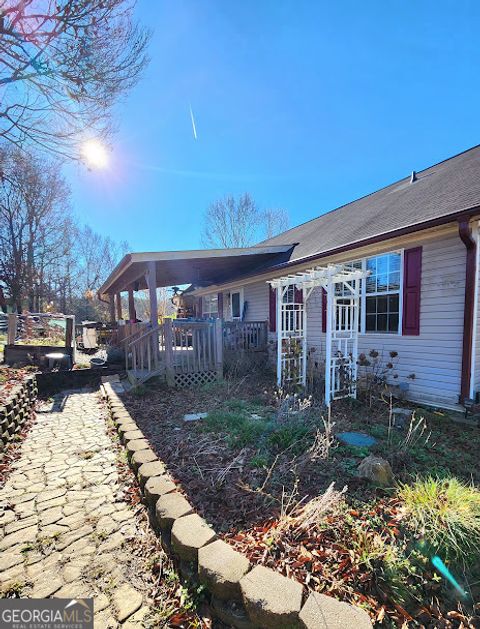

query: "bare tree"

left=0, top=0, right=150, bottom=158
left=201, top=193, right=289, bottom=248
left=0, top=145, right=71, bottom=311
left=202, top=193, right=259, bottom=248
left=263, top=208, right=289, bottom=239
left=0, top=146, right=127, bottom=318
left=71, top=225, right=128, bottom=320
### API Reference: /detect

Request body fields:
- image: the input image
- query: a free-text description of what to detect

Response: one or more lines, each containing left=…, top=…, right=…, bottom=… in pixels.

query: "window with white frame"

left=330, top=252, right=402, bottom=334
left=365, top=252, right=401, bottom=333
left=203, top=294, right=218, bottom=318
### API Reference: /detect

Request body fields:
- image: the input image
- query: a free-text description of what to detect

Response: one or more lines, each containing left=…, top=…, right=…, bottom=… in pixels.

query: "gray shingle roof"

left=261, top=144, right=480, bottom=262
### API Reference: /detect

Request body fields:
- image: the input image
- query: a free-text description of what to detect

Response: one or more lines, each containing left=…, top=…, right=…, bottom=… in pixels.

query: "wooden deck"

left=125, top=319, right=268, bottom=387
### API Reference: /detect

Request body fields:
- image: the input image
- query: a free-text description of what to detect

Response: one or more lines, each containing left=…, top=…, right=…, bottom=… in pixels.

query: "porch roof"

left=98, top=245, right=294, bottom=297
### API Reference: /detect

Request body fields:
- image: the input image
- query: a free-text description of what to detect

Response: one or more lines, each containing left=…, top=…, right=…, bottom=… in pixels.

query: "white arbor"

left=268, top=264, right=370, bottom=405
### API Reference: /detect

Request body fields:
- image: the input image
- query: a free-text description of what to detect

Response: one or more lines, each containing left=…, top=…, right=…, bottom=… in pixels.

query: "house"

left=99, top=144, right=480, bottom=409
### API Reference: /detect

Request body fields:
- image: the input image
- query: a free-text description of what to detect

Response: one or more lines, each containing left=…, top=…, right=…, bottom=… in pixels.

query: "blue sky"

left=66, top=0, right=480, bottom=252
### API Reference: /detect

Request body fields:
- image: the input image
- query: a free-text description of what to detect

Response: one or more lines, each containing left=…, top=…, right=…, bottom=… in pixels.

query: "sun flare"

left=81, top=139, right=109, bottom=169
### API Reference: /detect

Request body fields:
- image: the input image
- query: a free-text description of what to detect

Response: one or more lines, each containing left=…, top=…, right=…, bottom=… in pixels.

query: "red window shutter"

left=322, top=288, right=327, bottom=333
left=402, top=247, right=422, bottom=336
left=269, top=286, right=276, bottom=332
left=217, top=292, right=223, bottom=318
left=294, top=286, right=303, bottom=303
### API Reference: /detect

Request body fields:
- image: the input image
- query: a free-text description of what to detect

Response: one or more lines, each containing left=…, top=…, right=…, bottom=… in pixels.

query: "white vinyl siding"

left=242, top=282, right=270, bottom=322
left=306, top=231, right=466, bottom=408
left=201, top=228, right=468, bottom=408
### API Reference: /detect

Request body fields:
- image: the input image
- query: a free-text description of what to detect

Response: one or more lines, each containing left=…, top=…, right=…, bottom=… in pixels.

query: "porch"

left=97, top=246, right=286, bottom=386
left=122, top=318, right=268, bottom=387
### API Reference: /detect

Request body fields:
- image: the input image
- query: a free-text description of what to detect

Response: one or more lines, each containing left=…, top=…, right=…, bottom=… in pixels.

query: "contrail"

left=189, top=104, right=197, bottom=140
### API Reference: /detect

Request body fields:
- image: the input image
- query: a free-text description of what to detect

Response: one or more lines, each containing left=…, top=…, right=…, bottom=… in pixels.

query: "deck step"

left=127, top=366, right=165, bottom=386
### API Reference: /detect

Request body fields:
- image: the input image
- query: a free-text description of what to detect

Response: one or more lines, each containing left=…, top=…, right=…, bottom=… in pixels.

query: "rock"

left=392, top=407, right=414, bottom=430
left=155, top=493, right=193, bottom=531
left=0, top=525, right=38, bottom=550
left=299, top=591, right=372, bottom=628
left=0, top=550, right=24, bottom=572
left=198, top=539, right=250, bottom=600
left=118, top=423, right=139, bottom=438
left=113, top=584, right=143, bottom=622
left=171, top=513, right=216, bottom=561
left=183, top=412, right=208, bottom=422
left=131, top=448, right=157, bottom=471
left=240, top=565, right=303, bottom=628
left=95, top=593, right=110, bottom=613
left=32, top=575, right=64, bottom=598
left=122, top=430, right=144, bottom=442
left=357, top=455, right=394, bottom=486
left=137, top=461, right=166, bottom=488
left=144, top=475, right=176, bottom=507
left=125, top=439, right=150, bottom=456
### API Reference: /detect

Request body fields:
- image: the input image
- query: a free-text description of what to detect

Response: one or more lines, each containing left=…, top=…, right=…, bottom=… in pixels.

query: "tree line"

left=0, top=144, right=128, bottom=318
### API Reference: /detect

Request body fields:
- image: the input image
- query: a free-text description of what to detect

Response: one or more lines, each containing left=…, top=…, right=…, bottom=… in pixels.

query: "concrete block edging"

left=0, top=375, right=37, bottom=460
left=102, top=382, right=373, bottom=629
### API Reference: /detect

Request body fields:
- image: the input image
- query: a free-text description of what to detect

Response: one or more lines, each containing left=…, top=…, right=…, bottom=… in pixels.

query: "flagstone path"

left=0, top=389, right=153, bottom=628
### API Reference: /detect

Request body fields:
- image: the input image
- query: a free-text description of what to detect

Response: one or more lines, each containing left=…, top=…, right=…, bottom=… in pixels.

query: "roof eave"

left=191, top=205, right=480, bottom=296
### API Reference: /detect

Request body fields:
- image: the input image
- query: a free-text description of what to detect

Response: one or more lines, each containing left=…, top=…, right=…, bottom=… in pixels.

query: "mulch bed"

left=122, top=377, right=480, bottom=627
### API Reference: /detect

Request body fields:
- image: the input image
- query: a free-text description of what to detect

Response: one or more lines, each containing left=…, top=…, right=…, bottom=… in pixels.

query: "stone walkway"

left=0, top=389, right=152, bottom=628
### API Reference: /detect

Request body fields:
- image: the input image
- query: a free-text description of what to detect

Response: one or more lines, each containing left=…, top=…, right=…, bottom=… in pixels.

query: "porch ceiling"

left=98, top=245, right=294, bottom=297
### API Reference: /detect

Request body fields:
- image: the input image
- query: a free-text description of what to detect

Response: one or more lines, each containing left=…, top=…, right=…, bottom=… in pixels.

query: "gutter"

left=458, top=217, right=477, bottom=403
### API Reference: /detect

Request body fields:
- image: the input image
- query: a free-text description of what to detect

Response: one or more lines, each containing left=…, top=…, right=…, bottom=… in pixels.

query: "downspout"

left=458, top=217, right=476, bottom=403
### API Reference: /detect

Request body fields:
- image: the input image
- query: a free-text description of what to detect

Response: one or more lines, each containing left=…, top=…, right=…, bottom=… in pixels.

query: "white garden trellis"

left=268, top=264, right=370, bottom=405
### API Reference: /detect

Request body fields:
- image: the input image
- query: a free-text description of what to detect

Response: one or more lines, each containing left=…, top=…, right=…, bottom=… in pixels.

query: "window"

left=231, top=291, right=242, bottom=319
left=328, top=252, right=402, bottom=334
left=203, top=294, right=218, bottom=318
left=335, top=261, right=362, bottom=296
left=364, top=252, right=401, bottom=333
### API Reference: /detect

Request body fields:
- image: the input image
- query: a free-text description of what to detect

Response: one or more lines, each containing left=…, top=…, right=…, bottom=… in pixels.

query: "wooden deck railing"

left=125, top=325, right=163, bottom=375
left=126, top=319, right=267, bottom=387
left=223, top=320, right=268, bottom=352
left=114, top=321, right=149, bottom=346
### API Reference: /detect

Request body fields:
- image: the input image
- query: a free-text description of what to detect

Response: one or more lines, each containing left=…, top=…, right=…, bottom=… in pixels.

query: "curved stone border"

left=0, top=376, right=37, bottom=460
left=102, top=382, right=373, bottom=629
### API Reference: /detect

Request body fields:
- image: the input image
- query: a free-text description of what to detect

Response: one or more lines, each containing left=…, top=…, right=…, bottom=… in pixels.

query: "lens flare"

left=81, top=139, right=109, bottom=169
left=431, top=556, right=467, bottom=597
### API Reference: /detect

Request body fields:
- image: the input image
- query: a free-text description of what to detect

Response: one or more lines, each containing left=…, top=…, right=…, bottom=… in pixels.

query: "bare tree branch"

left=0, top=0, right=150, bottom=158
left=201, top=193, right=289, bottom=248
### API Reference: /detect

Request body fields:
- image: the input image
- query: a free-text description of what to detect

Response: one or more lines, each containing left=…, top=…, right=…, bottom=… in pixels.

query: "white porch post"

left=302, top=286, right=308, bottom=387
left=276, top=286, right=282, bottom=387
left=325, top=280, right=334, bottom=406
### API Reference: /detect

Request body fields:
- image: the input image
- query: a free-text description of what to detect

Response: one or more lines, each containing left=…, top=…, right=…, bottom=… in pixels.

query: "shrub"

left=398, top=476, right=480, bottom=565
